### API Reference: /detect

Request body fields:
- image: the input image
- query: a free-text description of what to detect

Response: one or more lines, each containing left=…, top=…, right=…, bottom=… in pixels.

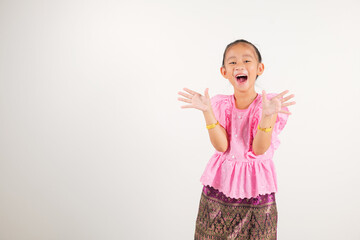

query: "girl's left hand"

left=261, top=90, right=296, bottom=117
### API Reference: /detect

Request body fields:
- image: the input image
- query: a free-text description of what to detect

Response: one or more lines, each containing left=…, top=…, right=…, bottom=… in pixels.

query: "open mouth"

left=236, top=75, right=248, bottom=83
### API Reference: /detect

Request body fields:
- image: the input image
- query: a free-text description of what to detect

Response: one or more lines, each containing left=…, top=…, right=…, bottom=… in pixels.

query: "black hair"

left=221, top=39, right=262, bottom=80
left=222, top=39, right=262, bottom=66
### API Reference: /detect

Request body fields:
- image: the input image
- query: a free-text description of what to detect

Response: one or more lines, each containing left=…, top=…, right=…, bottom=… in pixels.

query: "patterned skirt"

left=195, top=185, right=278, bottom=240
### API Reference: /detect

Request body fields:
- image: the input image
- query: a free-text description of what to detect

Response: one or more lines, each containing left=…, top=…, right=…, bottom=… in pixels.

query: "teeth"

left=236, top=74, right=247, bottom=77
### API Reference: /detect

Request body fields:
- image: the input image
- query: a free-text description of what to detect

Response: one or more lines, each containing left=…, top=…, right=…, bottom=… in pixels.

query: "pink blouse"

left=200, top=92, right=289, bottom=199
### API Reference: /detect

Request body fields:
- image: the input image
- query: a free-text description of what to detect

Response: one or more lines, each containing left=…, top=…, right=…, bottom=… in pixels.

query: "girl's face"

left=220, top=43, right=264, bottom=93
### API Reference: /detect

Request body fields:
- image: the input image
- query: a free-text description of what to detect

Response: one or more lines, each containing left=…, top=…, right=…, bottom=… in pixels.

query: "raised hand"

left=261, top=90, right=296, bottom=117
left=178, top=87, right=212, bottom=112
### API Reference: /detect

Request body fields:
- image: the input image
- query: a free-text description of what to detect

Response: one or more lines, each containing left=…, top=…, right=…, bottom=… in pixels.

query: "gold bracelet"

left=206, top=121, right=219, bottom=129
left=258, top=124, right=272, bottom=132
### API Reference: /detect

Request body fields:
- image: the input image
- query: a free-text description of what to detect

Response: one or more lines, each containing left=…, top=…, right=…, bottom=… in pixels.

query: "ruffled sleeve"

left=271, top=111, right=289, bottom=150
left=210, top=94, right=229, bottom=131
left=251, top=93, right=289, bottom=151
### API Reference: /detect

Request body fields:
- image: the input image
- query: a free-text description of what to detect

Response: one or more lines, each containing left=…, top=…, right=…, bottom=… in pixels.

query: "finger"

left=282, top=101, right=296, bottom=107
left=204, top=88, right=210, bottom=99
left=262, top=90, right=267, bottom=102
left=281, top=94, right=295, bottom=103
left=183, top=87, right=200, bottom=96
left=276, top=90, right=290, bottom=99
left=180, top=105, right=195, bottom=109
left=279, top=109, right=292, bottom=115
left=178, top=91, right=193, bottom=99
left=178, top=97, right=192, bottom=103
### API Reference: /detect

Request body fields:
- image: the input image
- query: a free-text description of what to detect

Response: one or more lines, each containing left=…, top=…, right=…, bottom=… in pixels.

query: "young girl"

left=177, top=39, right=296, bottom=239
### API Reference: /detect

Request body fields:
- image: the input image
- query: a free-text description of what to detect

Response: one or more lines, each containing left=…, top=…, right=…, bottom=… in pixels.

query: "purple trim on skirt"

left=202, top=185, right=276, bottom=205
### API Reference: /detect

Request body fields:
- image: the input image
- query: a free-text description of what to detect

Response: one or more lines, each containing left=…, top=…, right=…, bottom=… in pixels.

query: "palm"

left=262, top=97, right=282, bottom=116
left=190, top=94, right=209, bottom=111
left=262, top=90, right=296, bottom=117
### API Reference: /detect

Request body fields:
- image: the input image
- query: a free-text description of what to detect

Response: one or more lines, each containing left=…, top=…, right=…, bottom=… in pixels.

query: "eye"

left=245, top=60, right=251, bottom=63
left=229, top=62, right=236, bottom=64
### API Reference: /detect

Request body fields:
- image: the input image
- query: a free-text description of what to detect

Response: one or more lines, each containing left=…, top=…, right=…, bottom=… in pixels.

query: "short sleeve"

left=210, top=94, right=229, bottom=131
left=271, top=111, right=289, bottom=150
left=251, top=93, right=290, bottom=150
left=251, top=106, right=262, bottom=138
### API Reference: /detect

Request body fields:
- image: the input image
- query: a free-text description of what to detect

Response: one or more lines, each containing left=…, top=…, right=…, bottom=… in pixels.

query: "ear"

left=257, top=63, right=265, bottom=76
left=220, top=66, right=227, bottom=78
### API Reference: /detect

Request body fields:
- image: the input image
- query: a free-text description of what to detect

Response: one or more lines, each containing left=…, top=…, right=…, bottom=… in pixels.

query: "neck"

left=234, top=90, right=258, bottom=109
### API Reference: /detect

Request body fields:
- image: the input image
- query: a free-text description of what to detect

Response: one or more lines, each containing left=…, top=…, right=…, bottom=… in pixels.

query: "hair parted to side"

left=221, top=39, right=263, bottom=80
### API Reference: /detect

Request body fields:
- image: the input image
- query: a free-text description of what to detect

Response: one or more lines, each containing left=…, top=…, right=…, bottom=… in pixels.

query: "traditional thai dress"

left=195, top=92, right=289, bottom=240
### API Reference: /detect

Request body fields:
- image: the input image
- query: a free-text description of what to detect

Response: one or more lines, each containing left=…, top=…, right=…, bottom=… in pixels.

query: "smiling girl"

left=178, top=39, right=296, bottom=239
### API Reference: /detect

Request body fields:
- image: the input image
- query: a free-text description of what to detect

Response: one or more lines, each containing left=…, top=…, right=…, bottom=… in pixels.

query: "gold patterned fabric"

left=195, top=185, right=277, bottom=240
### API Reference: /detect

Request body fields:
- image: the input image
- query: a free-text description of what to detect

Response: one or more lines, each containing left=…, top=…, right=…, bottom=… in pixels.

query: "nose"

left=235, top=63, right=245, bottom=71
left=235, top=61, right=245, bottom=68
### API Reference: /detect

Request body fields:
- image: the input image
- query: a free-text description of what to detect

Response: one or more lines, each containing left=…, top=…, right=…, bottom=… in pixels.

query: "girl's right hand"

left=178, top=87, right=212, bottom=113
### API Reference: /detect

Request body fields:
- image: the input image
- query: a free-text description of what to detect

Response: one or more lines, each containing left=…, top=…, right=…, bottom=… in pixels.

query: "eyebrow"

left=226, top=54, right=254, bottom=61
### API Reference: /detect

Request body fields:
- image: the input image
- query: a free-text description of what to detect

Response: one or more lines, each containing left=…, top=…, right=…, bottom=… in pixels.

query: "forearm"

left=252, top=113, right=277, bottom=155
left=203, top=110, right=229, bottom=152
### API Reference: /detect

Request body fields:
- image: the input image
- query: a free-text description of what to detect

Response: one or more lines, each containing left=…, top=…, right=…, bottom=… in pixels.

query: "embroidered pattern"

left=195, top=185, right=278, bottom=240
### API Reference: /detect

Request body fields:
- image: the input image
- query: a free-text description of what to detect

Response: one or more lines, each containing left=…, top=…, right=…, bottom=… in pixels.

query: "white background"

left=1, top=0, right=359, bottom=239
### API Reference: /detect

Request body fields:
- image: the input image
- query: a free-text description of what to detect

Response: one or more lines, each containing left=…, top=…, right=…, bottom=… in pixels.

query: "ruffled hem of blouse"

left=199, top=154, right=278, bottom=199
